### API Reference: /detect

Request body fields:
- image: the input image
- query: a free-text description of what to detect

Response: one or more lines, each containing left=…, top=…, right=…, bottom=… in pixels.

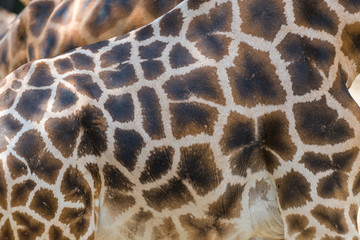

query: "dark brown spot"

left=350, top=204, right=358, bottom=231
left=293, top=0, right=339, bottom=35
left=28, top=1, right=54, bottom=36
left=61, top=166, right=92, bottom=207
left=187, top=2, right=232, bottom=61
left=140, top=146, right=174, bottom=184
left=258, top=111, right=297, bottom=161
left=139, top=41, right=167, bottom=59
left=143, top=178, right=194, bottom=212
left=54, top=58, right=74, bottom=74
left=300, top=152, right=332, bottom=174
left=104, top=189, right=136, bottom=215
left=277, top=33, right=335, bottom=95
left=30, top=188, right=58, bottom=220
left=329, top=65, right=360, bottom=122
left=64, top=74, right=102, bottom=100
left=0, top=114, right=23, bottom=153
left=179, top=214, right=234, bottom=239
left=188, top=0, right=210, bottom=10
left=0, top=220, right=15, bottom=240
left=103, top=164, right=134, bottom=192
left=207, top=183, right=244, bottom=219
left=160, top=9, right=184, bottom=37
left=293, top=96, right=354, bottom=145
left=138, top=87, right=165, bottom=139
left=85, top=163, right=101, bottom=197
left=45, top=114, right=80, bottom=158
left=100, top=43, right=131, bottom=68
left=228, top=43, right=286, bottom=107
left=15, top=130, right=63, bottom=184
left=12, top=211, right=45, bottom=240
left=141, top=60, right=165, bottom=80
left=164, top=67, right=226, bottom=105
left=105, top=94, right=134, bottom=122
left=0, top=163, right=7, bottom=210
left=11, top=180, right=36, bottom=207
left=178, top=144, right=223, bottom=196
left=15, top=89, right=51, bottom=122
left=77, top=105, right=108, bottom=157
left=100, top=63, right=138, bottom=89
left=28, top=63, right=54, bottom=87
left=169, top=43, right=196, bottom=68
left=59, top=208, right=90, bottom=239
left=339, top=0, right=360, bottom=13
left=71, top=53, right=95, bottom=71
left=114, top=129, right=144, bottom=171
left=0, top=89, right=16, bottom=112
left=52, top=83, right=78, bottom=112
left=49, top=226, right=70, bottom=240
left=239, top=0, right=286, bottom=41
left=276, top=169, right=312, bottom=210
left=7, top=154, right=28, bottom=179
left=311, top=205, right=349, bottom=234
left=317, top=172, right=349, bottom=200
left=135, top=25, right=154, bottom=41
left=170, top=102, right=218, bottom=139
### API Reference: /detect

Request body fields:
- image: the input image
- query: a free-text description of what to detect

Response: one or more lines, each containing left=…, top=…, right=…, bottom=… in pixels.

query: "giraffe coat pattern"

left=1, top=0, right=360, bottom=239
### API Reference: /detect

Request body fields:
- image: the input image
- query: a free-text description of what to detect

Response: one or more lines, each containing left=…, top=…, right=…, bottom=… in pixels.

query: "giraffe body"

left=0, top=0, right=182, bottom=79
left=1, top=0, right=360, bottom=239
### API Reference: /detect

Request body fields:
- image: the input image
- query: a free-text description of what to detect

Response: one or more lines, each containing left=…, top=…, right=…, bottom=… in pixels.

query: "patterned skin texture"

left=0, top=0, right=182, bottom=79
left=0, top=8, right=16, bottom=37
left=1, top=0, right=360, bottom=239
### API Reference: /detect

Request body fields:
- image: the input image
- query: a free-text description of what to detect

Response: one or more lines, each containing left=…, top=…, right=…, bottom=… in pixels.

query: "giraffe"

left=0, top=0, right=182, bottom=79
left=0, top=7, right=16, bottom=37
left=1, top=0, right=360, bottom=239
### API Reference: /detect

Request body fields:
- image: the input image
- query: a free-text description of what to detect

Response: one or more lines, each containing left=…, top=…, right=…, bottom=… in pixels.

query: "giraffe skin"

left=0, top=0, right=182, bottom=80
left=1, top=0, right=360, bottom=239
left=0, top=7, right=16, bottom=37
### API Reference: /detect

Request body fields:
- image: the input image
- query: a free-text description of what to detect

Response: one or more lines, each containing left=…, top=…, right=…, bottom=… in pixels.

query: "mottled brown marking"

left=207, top=183, right=244, bottom=219
left=0, top=219, right=15, bottom=240
left=61, top=166, right=92, bottom=207
left=7, top=154, right=27, bottom=179
left=0, top=114, right=23, bottom=153
left=77, top=105, right=108, bottom=157
left=143, top=178, right=194, bottom=212
left=187, top=2, right=232, bottom=61
left=228, top=43, right=286, bottom=107
left=54, top=58, right=74, bottom=74
left=276, top=170, right=312, bottom=210
left=311, top=205, right=349, bottom=234
left=59, top=208, right=90, bottom=239
left=15, top=130, right=63, bottom=184
left=239, top=0, right=286, bottom=41
left=170, top=102, right=218, bottom=139
left=64, top=74, right=102, bottom=100
left=341, top=23, right=360, bottom=74
left=140, top=146, right=174, bottom=184
left=28, top=62, right=54, bottom=87
left=12, top=211, right=45, bottom=240
left=45, top=114, right=80, bottom=158
left=49, top=226, right=70, bottom=240
left=124, top=209, right=153, bottom=238
left=52, top=84, right=79, bottom=112
left=293, top=0, right=339, bottom=35
left=104, top=189, right=136, bottom=215
left=329, top=65, right=360, bottom=122
left=0, top=89, right=17, bottom=112
left=179, top=214, right=234, bottom=240
left=349, top=204, right=358, bottom=231
left=160, top=9, right=184, bottom=37
left=151, top=218, right=180, bottom=240
left=85, top=163, right=101, bottom=197
left=164, top=67, right=226, bottom=105
left=11, top=180, right=36, bottom=207
left=30, top=188, right=58, bottom=220
left=179, top=143, right=223, bottom=196
left=293, top=96, right=354, bottom=145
